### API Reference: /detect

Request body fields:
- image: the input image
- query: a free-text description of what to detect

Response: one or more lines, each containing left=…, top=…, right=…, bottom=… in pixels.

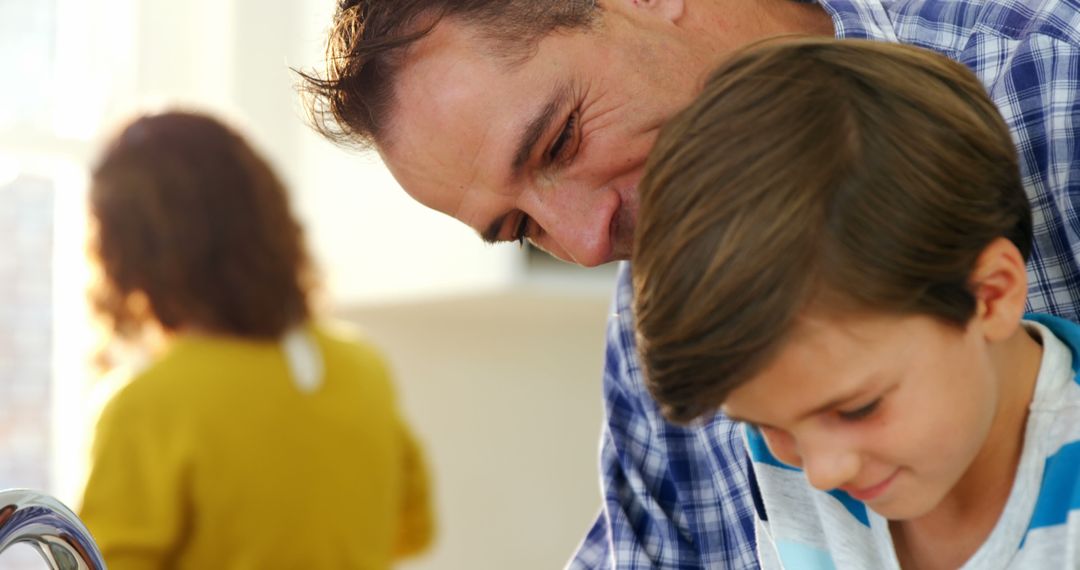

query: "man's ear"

left=619, top=0, right=686, bottom=23
left=970, top=237, right=1029, bottom=342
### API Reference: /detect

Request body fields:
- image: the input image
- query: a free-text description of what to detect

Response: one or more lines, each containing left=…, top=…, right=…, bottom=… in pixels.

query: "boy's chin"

left=856, top=475, right=944, bottom=521
left=866, top=493, right=940, bottom=522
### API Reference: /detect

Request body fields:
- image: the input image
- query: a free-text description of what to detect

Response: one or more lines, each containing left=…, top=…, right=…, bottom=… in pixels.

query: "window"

left=0, top=0, right=133, bottom=514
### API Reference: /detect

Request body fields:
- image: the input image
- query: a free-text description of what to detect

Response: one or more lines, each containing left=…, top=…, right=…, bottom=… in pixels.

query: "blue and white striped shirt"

left=570, top=0, right=1080, bottom=567
left=751, top=315, right=1080, bottom=569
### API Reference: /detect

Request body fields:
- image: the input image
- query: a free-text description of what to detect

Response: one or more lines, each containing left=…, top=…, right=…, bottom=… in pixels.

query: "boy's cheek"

left=762, top=427, right=802, bottom=468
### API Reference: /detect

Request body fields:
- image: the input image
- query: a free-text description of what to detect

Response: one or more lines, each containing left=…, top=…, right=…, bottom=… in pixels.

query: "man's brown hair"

left=633, top=38, right=1032, bottom=425
left=295, top=0, right=598, bottom=149
left=89, top=111, right=316, bottom=342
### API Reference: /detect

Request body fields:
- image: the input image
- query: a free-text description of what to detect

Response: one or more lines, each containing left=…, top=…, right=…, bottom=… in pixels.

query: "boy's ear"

left=970, top=237, right=1028, bottom=342
left=618, top=0, right=686, bottom=23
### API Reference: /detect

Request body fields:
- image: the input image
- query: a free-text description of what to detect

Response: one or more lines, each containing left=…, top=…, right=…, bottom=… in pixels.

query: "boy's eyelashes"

left=734, top=396, right=884, bottom=431
left=836, top=398, right=882, bottom=422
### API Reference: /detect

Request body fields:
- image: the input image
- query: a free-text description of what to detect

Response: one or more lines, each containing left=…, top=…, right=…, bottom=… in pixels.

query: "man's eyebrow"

left=511, top=82, right=571, bottom=178
left=483, top=83, right=572, bottom=244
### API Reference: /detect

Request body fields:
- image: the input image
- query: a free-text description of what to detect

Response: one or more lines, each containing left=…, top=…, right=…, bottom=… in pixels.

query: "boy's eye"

left=837, top=398, right=881, bottom=422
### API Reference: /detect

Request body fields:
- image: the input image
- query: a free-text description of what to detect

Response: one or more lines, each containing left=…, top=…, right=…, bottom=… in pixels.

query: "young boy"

left=632, top=38, right=1080, bottom=569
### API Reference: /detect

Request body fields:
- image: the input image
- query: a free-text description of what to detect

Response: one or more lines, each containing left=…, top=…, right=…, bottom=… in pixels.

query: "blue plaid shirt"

left=569, top=0, right=1080, bottom=568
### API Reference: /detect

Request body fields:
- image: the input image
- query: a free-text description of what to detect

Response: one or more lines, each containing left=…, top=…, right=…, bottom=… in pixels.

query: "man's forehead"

left=386, top=20, right=516, bottom=146
left=397, top=14, right=520, bottom=78
left=407, top=10, right=585, bottom=69
left=384, top=21, right=557, bottom=198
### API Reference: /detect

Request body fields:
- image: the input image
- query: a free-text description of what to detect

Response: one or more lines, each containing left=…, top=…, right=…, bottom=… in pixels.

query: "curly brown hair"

left=88, top=111, right=317, bottom=342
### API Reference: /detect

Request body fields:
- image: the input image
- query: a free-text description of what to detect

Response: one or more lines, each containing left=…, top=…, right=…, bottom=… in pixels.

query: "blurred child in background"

left=79, top=111, right=433, bottom=569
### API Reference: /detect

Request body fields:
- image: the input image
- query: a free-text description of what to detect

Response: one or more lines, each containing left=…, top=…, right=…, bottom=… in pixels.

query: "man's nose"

left=801, top=440, right=861, bottom=492
left=527, top=186, right=616, bottom=268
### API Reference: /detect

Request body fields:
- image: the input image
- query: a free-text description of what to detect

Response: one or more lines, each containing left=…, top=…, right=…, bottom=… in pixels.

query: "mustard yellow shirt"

left=78, top=323, right=433, bottom=569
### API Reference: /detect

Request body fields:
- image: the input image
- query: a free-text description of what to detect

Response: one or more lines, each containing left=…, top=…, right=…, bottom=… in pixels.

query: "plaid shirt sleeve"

left=979, top=29, right=1080, bottom=323
left=567, top=263, right=759, bottom=569
left=831, top=0, right=1080, bottom=322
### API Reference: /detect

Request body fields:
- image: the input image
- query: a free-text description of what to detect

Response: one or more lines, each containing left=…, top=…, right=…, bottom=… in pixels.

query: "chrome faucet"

left=0, top=489, right=106, bottom=570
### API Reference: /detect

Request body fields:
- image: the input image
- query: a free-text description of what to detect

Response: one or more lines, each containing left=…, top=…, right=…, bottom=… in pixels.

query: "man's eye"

left=512, top=215, right=531, bottom=247
left=837, top=399, right=881, bottom=422
left=547, top=111, right=578, bottom=162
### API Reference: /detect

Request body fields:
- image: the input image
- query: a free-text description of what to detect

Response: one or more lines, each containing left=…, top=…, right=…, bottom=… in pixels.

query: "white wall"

left=341, top=290, right=611, bottom=570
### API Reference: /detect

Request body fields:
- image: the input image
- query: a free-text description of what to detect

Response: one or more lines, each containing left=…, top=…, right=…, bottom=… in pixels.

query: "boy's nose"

left=802, top=445, right=861, bottom=492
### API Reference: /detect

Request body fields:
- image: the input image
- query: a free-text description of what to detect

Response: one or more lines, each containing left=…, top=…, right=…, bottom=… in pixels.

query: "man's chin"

left=610, top=241, right=633, bottom=263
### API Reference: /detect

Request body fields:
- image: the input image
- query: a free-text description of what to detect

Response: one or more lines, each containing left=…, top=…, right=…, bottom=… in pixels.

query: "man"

left=299, top=0, right=1080, bottom=567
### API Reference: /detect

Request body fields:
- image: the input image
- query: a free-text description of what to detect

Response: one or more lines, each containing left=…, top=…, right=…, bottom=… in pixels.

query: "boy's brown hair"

left=89, top=111, right=316, bottom=342
left=633, top=38, right=1032, bottom=425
